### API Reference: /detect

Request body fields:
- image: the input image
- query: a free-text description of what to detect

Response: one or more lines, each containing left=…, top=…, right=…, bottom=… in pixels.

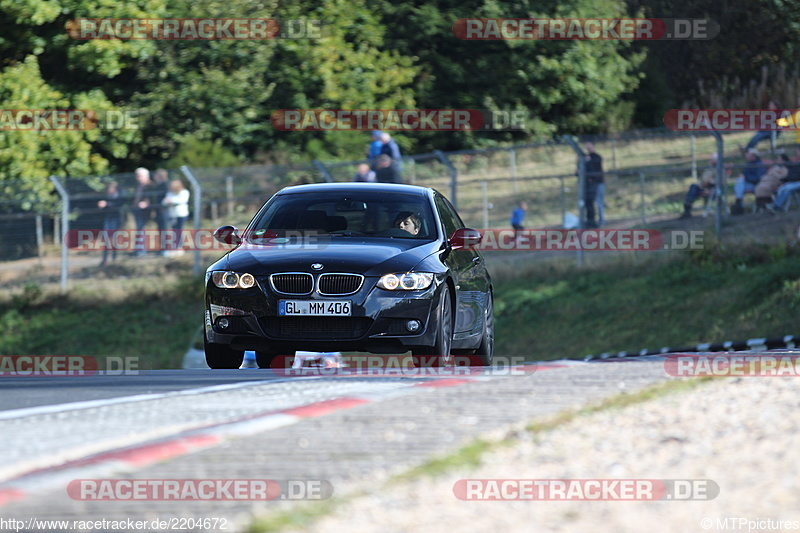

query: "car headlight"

left=211, top=271, right=256, bottom=289
left=377, top=272, right=434, bottom=291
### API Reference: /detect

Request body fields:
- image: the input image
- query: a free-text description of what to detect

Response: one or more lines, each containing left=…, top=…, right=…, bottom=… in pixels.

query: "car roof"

left=277, top=182, right=434, bottom=197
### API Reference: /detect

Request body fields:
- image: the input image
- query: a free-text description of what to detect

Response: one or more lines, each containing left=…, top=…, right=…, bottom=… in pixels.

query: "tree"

left=375, top=0, right=645, bottom=151
left=130, top=0, right=419, bottom=163
left=626, top=0, right=800, bottom=124
left=0, top=0, right=159, bottom=207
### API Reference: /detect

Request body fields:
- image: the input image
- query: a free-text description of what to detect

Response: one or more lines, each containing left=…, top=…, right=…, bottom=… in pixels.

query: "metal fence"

left=2, top=127, right=795, bottom=289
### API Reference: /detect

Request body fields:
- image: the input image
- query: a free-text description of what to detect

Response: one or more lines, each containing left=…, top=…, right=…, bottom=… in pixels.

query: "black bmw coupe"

left=204, top=182, right=493, bottom=369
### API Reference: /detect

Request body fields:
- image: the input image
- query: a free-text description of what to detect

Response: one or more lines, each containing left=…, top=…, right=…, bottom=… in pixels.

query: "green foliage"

left=0, top=0, right=154, bottom=210
left=0, top=276, right=203, bottom=368
left=11, top=283, right=45, bottom=312
left=165, top=134, right=242, bottom=168
left=627, top=0, right=800, bottom=119
left=131, top=0, right=419, bottom=163
left=1, top=0, right=799, bottom=193
left=494, top=246, right=800, bottom=360
left=0, top=56, right=137, bottom=211
left=377, top=0, right=645, bottom=147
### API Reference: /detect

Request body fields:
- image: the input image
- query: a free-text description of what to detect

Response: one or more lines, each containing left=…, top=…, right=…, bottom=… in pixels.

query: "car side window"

left=434, top=195, right=460, bottom=238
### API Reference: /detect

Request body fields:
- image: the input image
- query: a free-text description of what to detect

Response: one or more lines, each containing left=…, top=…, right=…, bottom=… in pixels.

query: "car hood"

left=217, top=238, right=442, bottom=276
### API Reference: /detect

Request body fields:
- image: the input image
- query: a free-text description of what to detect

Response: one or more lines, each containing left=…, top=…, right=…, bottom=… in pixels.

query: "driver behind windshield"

left=394, top=211, right=421, bottom=236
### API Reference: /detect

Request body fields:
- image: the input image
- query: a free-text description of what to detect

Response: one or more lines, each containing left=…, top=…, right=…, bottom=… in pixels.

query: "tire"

left=412, top=288, right=453, bottom=367
left=474, top=292, right=494, bottom=366
left=204, top=335, right=244, bottom=369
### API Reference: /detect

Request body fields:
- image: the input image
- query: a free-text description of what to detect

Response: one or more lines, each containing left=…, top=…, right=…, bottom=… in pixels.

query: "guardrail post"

left=225, top=176, right=234, bottom=216
left=180, top=165, right=203, bottom=277
left=639, top=172, right=647, bottom=225
left=711, top=131, right=725, bottom=236
left=562, top=135, right=585, bottom=267
left=49, top=176, right=69, bottom=291
left=434, top=150, right=458, bottom=208
left=508, top=148, right=518, bottom=194
left=312, top=160, right=334, bottom=182
left=611, top=139, right=618, bottom=183
left=36, top=214, right=43, bottom=260
left=481, top=181, right=489, bottom=229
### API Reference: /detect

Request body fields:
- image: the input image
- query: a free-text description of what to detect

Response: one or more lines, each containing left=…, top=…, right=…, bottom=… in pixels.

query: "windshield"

left=247, top=191, right=437, bottom=242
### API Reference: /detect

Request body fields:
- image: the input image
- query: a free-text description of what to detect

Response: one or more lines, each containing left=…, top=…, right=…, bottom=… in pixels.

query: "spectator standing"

left=732, top=149, right=767, bottom=215
left=98, top=181, right=125, bottom=265
left=510, top=200, right=527, bottom=236
left=367, top=130, right=383, bottom=166
left=373, top=154, right=401, bottom=183
left=353, top=163, right=376, bottom=182
left=151, top=169, right=170, bottom=233
left=131, top=167, right=153, bottom=256
left=584, top=142, right=604, bottom=228
left=162, top=179, right=190, bottom=256
left=379, top=132, right=403, bottom=177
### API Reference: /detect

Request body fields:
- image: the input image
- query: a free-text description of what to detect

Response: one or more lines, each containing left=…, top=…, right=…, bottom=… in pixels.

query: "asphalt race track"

left=0, top=357, right=686, bottom=532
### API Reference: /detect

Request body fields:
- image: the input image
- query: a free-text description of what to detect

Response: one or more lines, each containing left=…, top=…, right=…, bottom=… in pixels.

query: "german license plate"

left=279, top=300, right=351, bottom=316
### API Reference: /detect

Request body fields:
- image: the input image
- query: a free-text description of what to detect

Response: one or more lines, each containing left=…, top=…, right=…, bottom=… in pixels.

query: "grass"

left=492, top=241, right=800, bottom=360
left=0, top=273, right=204, bottom=368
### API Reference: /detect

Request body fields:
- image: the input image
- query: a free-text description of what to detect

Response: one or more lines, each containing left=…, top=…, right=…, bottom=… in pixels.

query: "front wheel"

left=412, top=289, right=453, bottom=367
left=204, top=335, right=244, bottom=369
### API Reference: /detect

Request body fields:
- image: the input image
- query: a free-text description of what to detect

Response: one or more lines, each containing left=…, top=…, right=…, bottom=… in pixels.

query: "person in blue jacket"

left=732, top=149, right=767, bottom=215
left=510, top=200, right=527, bottom=237
left=367, top=130, right=383, bottom=167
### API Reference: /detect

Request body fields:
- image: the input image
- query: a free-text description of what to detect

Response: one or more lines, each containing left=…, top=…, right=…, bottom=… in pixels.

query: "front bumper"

left=204, top=275, right=442, bottom=353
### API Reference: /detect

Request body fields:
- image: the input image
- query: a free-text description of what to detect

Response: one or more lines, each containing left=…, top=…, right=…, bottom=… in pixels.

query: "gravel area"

left=306, top=376, right=800, bottom=533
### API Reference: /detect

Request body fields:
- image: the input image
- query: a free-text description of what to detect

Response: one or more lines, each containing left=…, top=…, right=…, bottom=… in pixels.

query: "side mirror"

left=449, top=228, right=482, bottom=249
left=213, top=225, right=242, bottom=245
